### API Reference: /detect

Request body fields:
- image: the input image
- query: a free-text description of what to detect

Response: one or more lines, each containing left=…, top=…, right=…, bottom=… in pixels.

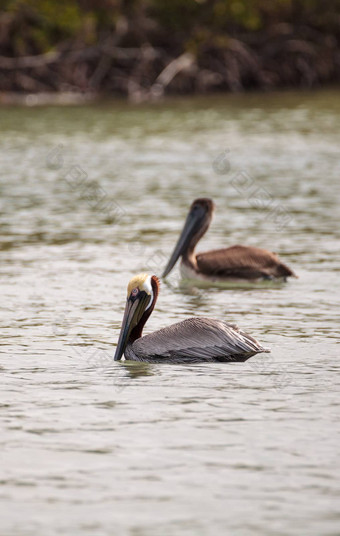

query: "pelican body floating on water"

left=162, top=198, right=297, bottom=283
left=114, top=274, right=270, bottom=363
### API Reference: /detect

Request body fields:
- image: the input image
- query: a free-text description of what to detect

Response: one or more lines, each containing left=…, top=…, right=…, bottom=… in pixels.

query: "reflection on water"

left=118, top=361, right=154, bottom=379
left=0, top=90, right=340, bottom=536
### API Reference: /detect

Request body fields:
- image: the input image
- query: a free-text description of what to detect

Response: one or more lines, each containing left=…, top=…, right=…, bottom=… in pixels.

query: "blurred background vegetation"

left=0, top=0, right=340, bottom=99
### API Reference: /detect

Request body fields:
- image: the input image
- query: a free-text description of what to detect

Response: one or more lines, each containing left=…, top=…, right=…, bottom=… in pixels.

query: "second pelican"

left=114, top=273, right=270, bottom=363
left=162, top=198, right=297, bottom=283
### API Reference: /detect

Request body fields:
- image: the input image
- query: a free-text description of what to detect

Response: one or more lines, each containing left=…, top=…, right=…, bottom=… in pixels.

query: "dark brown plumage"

left=196, top=245, right=296, bottom=280
left=162, top=198, right=297, bottom=282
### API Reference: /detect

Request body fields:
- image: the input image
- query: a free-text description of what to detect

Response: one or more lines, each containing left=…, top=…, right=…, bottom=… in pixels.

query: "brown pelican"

left=162, top=198, right=297, bottom=283
left=114, top=273, right=270, bottom=363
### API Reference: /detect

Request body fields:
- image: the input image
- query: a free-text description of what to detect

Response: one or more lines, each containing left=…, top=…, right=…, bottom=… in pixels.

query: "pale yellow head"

left=127, top=273, right=153, bottom=297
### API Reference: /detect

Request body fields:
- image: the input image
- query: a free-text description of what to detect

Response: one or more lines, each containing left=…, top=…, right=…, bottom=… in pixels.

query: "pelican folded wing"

left=196, top=245, right=296, bottom=280
left=129, top=317, right=270, bottom=363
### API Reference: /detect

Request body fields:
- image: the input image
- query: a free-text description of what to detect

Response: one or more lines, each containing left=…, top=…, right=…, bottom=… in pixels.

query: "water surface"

left=1, top=90, right=340, bottom=536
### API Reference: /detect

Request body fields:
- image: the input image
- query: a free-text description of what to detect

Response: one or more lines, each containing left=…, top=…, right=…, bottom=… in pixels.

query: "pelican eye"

left=131, top=288, right=139, bottom=297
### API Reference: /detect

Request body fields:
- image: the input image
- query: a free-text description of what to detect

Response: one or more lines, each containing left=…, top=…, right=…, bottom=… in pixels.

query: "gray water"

left=1, top=90, right=340, bottom=536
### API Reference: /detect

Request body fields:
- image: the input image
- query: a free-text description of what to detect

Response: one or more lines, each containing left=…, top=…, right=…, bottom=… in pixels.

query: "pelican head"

left=114, top=273, right=159, bottom=361
left=162, top=198, right=215, bottom=278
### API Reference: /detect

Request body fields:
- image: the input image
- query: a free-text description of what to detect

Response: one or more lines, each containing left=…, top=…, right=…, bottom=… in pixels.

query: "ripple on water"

left=0, top=92, right=340, bottom=536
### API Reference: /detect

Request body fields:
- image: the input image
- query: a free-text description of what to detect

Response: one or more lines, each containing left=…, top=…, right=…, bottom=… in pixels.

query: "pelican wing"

left=196, top=245, right=296, bottom=279
left=130, top=317, right=269, bottom=363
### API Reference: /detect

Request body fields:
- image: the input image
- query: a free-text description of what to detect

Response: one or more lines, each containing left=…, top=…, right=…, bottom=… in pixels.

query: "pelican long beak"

left=162, top=208, right=204, bottom=278
left=114, top=292, right=150, bottom=361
